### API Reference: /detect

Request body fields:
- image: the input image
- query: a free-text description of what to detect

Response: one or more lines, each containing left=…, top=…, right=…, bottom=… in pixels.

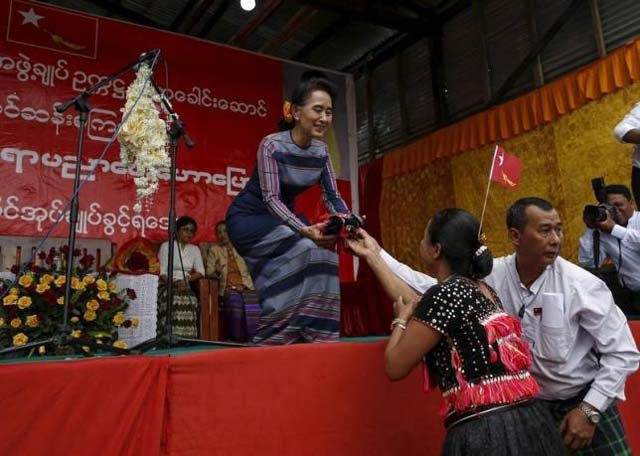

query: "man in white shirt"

left=613, top=103, right=640, bottom=203
left=579, top=184, right=640, bottom=313
left=347, top=197, right=639, bottom=454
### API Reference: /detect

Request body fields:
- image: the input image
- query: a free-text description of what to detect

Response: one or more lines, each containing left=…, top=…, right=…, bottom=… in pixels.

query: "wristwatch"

left=578, top=403, right=601, bottom=425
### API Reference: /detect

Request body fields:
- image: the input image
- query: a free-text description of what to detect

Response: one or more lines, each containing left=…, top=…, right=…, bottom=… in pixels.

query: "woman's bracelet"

left=390, top=318, right=408, bottom=331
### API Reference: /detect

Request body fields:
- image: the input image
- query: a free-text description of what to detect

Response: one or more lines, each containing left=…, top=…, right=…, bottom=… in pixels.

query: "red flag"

left=490, top=145, right=523, bottom=191
left=7, top=0, right=99, bottom=59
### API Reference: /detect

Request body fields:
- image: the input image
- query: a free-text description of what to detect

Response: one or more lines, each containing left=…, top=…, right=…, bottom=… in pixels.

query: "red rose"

left=79, top=254, right=95, bottom=269
left=123, top=320, right=132, bottom=328
left=73, top=248, right=81, bottom=257
left=42, top=289, right=57, bottom=306
left=126, top=289, right=137, bottom=300
left=60, top=246, right=70, bottom=255
left=5, top=306, right=17, bottom=319
left=10, top=265, right=19, bottom=274
left=37, top=251, right=47, bottom=260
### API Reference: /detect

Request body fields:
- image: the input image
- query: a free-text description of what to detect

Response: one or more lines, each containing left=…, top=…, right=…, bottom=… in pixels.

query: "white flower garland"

left=118, top=63, right=170, bottom=213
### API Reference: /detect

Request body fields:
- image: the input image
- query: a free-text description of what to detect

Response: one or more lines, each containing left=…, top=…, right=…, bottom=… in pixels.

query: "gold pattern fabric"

left=380, top=81, right=640, bottom=264
left=380, top=159, right=455, bottom=270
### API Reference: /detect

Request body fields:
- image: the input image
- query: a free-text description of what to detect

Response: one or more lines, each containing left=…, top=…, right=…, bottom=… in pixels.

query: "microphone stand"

left=0, top=51, right=159, bottom=357
left=130, top=78, right=250, bottom=353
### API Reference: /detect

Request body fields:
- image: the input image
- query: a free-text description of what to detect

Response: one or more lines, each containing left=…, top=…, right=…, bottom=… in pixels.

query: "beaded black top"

left=413, top=276, right=534, bottom=399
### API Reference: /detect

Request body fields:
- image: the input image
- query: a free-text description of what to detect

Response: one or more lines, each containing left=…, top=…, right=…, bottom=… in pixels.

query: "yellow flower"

left=40, top=274, right=54, bottom=285
left=17, top=296, right=32, bottom=309
left=96, top=279, right=108, bottom=291
left=3, top=294, right=17, bottom=306
left=83, top=310, right=97, bottom=322
left=10, top=318, right=22, bottom=328
left=70, top=316, right=80, bottom=323
left=38, top=345, right=46, bottom=355
left=108, top=281, right=118, bottom=293
left=71, top=277, right=85, bottom=291
left=0, top=317, right=4, bottom=327
left=98, top=291, right=110, bottom=301
left=54, top=275, right=66, bottom=287
left=12, top=333, right=28, bottom=346
left=112, top=340, right=128, bottom=349
left=131, top=317, right=140, bottom=328
left=57, top=296, right=64, bottom=306
left=9, top=287, right=19, bottom=295
left=71, top=330, right=82, bottom=338
left=86, top=299, right=100, bottom=311
left=113, top=312, right=126, bottom=326
left=35, top=283, right=50, bottom=294
left=82, top=274, right=95, bottom=285
left=18, top=275, right=33, bottom=287
left=25, top=315, right=39, bottom=328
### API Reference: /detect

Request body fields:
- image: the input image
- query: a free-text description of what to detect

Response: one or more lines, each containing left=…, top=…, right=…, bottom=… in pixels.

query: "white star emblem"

left=19, top=8, right=44, bottom=28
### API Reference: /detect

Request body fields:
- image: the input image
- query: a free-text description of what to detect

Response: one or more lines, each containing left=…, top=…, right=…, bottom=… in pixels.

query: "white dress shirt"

left=613, top=102, right=640, bottom=168
left=158, top=241, right=205, bottom=282
left=579, top=211, right=640, bottom=291
left=381, top=249, right=640, bottom=412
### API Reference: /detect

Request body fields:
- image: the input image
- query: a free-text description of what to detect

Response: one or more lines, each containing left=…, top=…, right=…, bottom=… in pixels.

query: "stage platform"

left=1, top=327, right=639, bottom=455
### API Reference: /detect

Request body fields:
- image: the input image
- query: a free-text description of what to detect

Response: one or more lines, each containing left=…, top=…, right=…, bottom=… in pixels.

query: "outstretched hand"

left=344, top=228, right=382, bottom=258
left=300, top=222, right=338, bottom=248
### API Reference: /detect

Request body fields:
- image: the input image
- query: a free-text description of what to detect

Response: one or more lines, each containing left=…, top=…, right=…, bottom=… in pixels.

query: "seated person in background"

left=383, top=208, right=564, bottom=455
left=157, top=216, right=204, bottom=338
left=613, top=103, right=640, bottom=203
left=347, top=197, right=639, bottom=455
left=579, top=184, right=640, bottom=313
left=205, top=221, right=259, bottom=342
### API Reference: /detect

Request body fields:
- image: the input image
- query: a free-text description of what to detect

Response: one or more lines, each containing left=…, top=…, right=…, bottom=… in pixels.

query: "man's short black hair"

left=506, top=197, right=554, bottom=231
left=604, top=184, right=632, bottom=201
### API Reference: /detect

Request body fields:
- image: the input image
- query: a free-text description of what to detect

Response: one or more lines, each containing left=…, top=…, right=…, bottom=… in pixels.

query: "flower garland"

left=118, top=63, right=170, bottom=213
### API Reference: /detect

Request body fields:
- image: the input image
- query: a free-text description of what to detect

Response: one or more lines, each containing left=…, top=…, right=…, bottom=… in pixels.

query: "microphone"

left=137, top=48, right=160, bottom=63
left=150, top=78, right=195, bottom=149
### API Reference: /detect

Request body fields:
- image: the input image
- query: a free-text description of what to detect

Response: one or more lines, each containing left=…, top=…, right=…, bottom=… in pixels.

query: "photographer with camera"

left=579, top=184, right=640, bottom=314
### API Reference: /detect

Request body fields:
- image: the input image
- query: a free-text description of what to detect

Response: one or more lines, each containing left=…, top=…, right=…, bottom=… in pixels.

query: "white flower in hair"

left=118, top=63, right=170, bottom=213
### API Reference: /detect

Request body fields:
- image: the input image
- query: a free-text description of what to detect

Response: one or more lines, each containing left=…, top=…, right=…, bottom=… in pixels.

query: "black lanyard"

left=618, top=239, right=626, bottom=287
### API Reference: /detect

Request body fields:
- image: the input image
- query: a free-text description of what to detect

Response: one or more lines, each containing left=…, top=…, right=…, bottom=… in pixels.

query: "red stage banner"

left=0, top=0, right=355, bottom=273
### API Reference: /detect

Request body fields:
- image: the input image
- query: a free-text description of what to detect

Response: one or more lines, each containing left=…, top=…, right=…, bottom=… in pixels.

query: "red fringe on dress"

left=422, top=311, right=538, bottom=416
left=440, top=372, right=539, bottom=416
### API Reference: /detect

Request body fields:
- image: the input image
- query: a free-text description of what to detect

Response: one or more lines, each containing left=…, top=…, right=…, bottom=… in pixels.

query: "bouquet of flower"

left=0, top=247, right=137, bottom=354
left=118, top=62, right=170, bottom=213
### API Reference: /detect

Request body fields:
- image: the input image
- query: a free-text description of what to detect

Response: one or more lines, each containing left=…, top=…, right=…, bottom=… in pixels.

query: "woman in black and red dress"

left=384, top=208, right=564, bottom=455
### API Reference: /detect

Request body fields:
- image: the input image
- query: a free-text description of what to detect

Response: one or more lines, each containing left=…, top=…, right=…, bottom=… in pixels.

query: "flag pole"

left=478, top=144, right=499, bottom=238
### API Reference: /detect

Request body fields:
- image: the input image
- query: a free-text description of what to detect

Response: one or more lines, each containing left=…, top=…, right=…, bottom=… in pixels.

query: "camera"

left=583, top=177, right=617, bottom=226
left=583, top=204, right=617, bottom=225
left=323, top=214, right=364, bottom=236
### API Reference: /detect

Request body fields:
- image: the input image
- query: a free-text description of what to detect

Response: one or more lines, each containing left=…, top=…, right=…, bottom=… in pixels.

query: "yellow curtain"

left=380, top=47, right=640, bottom=270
